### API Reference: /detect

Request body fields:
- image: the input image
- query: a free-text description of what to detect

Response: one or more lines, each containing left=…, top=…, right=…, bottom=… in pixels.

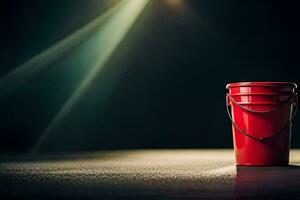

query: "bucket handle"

left=226, top=94, right=298, bottom=142
left=226, top=94, right=296, bottom=113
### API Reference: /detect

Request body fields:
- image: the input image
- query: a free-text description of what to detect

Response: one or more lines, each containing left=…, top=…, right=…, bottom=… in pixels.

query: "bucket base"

left=236, top=163, right=289, bottom=167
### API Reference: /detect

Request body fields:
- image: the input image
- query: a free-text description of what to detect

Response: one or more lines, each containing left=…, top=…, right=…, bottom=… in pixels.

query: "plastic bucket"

left=226, top=82, right=298, bottom=166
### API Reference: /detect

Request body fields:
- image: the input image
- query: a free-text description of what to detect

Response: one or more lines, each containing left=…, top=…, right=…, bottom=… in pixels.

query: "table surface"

left=1, top=149, right=300, bottom=199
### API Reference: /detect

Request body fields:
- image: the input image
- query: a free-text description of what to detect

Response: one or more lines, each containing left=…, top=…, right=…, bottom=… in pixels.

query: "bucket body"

left=226, top=82, right=298, bottom=166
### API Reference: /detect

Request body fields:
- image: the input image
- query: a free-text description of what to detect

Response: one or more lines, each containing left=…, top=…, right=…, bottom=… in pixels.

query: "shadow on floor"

left=234, top=165, right=300, bottom=199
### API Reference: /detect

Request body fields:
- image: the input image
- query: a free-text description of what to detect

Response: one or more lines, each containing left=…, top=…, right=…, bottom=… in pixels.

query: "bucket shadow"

left=235, top=165, right=300, bottom=199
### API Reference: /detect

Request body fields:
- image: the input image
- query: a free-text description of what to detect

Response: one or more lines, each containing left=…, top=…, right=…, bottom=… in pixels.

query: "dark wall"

left=0, top=0, right=299, bottom=153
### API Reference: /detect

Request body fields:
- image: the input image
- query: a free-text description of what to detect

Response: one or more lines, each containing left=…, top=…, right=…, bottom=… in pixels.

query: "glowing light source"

left=31, top=0, right=149, bottom=152
left=165, top=0, right=185, bottom=9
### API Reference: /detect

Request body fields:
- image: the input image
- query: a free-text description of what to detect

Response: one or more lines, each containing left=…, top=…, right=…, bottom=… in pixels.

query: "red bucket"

left=226, top=82, right=298, bottom=166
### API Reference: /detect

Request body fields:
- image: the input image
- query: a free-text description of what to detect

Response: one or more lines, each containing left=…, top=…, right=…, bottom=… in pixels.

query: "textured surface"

left=1, top=149, right=300, bottom=199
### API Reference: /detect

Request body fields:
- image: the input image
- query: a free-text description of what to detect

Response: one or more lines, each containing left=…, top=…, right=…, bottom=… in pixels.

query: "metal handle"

left=226, top=94, right=298, bottom=142
left=227, top=94, right=296, bottom=113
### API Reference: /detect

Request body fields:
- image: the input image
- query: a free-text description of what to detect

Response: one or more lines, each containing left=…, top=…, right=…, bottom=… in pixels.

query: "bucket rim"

left=228, top=92, right=295, bottom=96
left=226, top=82, right=297, bottom=89
left=235, top=102, right=289, bottom=105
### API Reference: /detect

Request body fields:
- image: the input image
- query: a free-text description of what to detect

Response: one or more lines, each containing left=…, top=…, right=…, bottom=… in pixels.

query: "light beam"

left=0, top=0, right=127, bottom=97
left=32, top=0, right=149, bottom=152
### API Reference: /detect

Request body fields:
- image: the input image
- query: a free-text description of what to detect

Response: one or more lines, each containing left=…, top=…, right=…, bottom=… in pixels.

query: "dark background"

left=0, top=0, right=299, bottom=153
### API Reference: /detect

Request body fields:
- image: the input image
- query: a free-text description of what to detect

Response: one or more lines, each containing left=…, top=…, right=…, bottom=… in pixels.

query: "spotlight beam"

left=0, top=0, right=127, bottom=97
left=31, top=0, right=150, bottom=152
